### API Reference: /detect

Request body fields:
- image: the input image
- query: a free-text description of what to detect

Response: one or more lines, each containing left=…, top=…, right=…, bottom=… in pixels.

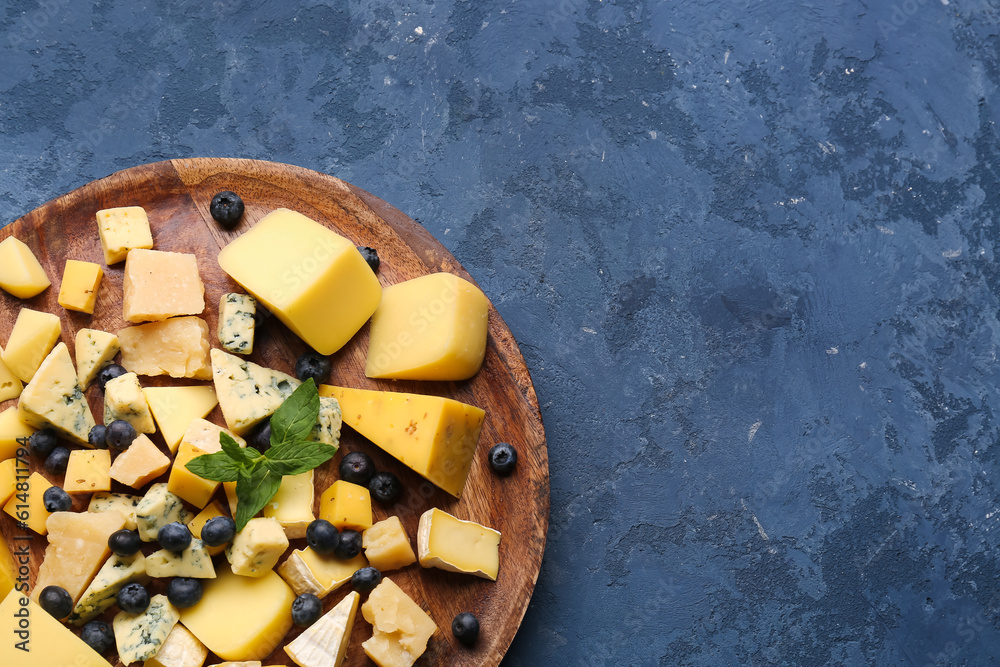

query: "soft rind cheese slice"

left=211, top=349, right=300, bottom=435
left=284, top=591, right=359, bottom=667
left=0, top=406, right=33, bottom=461
left=143, top=385, right=219, bottom=453
left=114, top=593, right=181, bottom=664
left=146, top=539, right=217, bottom=579
left=69, top=551, right=149, bottom=625
left=0, top=347, right=22, bottom=403
left=218, top=293, right=257, bottom=355
left=361, top=578, right=437, bottom=667
left=89, top=492, right=142, bottom=530
left=2, top=308, right=61, bottom=383
left=417, top=507, right=501, bottom=581
left=144, top=623, right=209, bottom=667
left=76, top=328, right=121, bottom=389
left=17, top=342, right=96, bottom=444
left=136, top=483, right=193, bottom=542
left=105, top=371, right=157, bottom=434
left=0, top=591, right=111, bottom=667
left=0, top=236, right=51, bottom=298
left=32, top=510, right=127, bottom=604
left=277, top=549, right=368, bottom=599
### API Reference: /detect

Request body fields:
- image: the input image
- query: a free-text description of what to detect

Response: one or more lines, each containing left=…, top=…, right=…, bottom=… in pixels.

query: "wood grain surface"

left=0, top=158, right=549, bottom=666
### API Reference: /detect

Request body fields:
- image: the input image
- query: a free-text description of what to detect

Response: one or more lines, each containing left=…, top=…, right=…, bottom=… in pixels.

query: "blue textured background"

left=3, top=0, right=1000, bottom=664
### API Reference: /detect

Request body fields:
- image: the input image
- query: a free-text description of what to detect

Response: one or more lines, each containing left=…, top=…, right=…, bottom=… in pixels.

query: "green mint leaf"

left=264, top=441, right=338, bottom=477
left=233, top=463, right=283, bottom=531
left=220, top=432, right=252, bottom=465
left=270, top=378, right=320, bottom=447
left=185, top=452, right=242, bottom=482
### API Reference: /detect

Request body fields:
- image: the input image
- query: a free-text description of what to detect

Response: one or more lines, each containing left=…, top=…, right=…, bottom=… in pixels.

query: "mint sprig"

left=185, top=378, right=337, bottom=531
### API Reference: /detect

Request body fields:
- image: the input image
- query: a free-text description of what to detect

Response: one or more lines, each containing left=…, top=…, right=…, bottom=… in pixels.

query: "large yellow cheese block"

left=361, top=578, right=437, bottom=667
left=143, top=385, right=219, bottom=453
left=181, top=563, right=296, bottom=661
left=0, top=236, right=50, bottom=298
left=2, top=308, right=61, bottom=383
left=217, top=208, right=382, bottom=355
left=32, top=510, right=127, bottom=603
left=0, top=590, right=112, bottom=666
left=0, top=347, right=22, bottom=403
left=96, top=205, right=154, bottom=265
left=3, top=470, right=52, bottom=534
left=0, top=406, right=33, bottom=461
left=17, top=342, right=97, bottom=445
left=416, top=507, right=501, bottom=581
left=124, top=249, right=206, bottom=323
left=119, top=316, right=213, bottom=380
left=58, top=259, right=104, bottom=314
left=320, top=385, right=485, bottom=497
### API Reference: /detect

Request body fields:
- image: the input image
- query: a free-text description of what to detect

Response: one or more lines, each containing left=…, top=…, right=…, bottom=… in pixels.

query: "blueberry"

left=339, top=451, right=375, bottom=486
left=291, top=593, right=323, bottom=627
left=95, top=364, right=127, bottom=391
left=44, top=446, right=70, bottom=475
left=368, top=471, right=402, bottom=505
left=166, top=577, right=203, bottom=608
left=200, top=516, right=236, bottom=547
left=452, top=612, right=480, bottom=647
left=39, top=586, right=73, bottom=619
left=28, top=429, right=58, bottom=459
left=88, top=424, right=108, bottom=449
left=357, top=246, right=380, bottom=273
left=295, top=351, right=331, bottom=385
left=80, top=620, right=115, bottom=654
left=117, top=583, right=150, bottom=614
left=105, top=420, right=137, bottom=450
left=42, top=486, right=72, bottom=512
left=351, top=566, right=382, bottom=592
left=158, top=522, right=192, bottom=552
left=249, top=419, right=271, bottom=451
left=305, top=519, right=340, bottom=554
left=210, top=191, right=245, bottom=228
left=488, top=442, right=518, bottom=476
left=108, top=529, right=142, bottom=556
left=333, top=529, right=362, bottom=559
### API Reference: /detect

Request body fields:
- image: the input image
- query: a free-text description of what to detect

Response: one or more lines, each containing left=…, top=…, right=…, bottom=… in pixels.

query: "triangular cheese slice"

left=143, top=385, right=219, bottom=453
left=32, top=510, right=127, bottom=604
left=284, top=591, right=360, bottom=667
left=69, top=552, right=149, bottom=625
left=0, top=591, right=111, bottom=667
left=75, top=328, right=120, bottom=389
left=211, top=349, right=299, bottom=435
left=17, top=342, right=97, bottom=444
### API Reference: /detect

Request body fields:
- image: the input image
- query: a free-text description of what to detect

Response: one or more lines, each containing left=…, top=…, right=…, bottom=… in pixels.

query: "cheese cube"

left=308, top=395, right=342, bottom=449
left=111, top=436, right=171, bottom=490
left=144, top=623, right=209, bottom=667
left=277, top=549, right=367, bottom=599
left=69, top=551, right=149, bottom=625
left=189, top=500, right=230, bottom=556
left=217, top=208, right=382, bottom=355
left=180, top=418, right=245, bottom=455
left=222, top=480, right=239, bottom=516
left=58, top=259, right=104, bottom=313
left=0, top=406, right=33, bottom=461
left=0, top=459, right=17, bottom=506
left=0, top=236, right=50, bottom=298
left=0, top=539, right=16, bottom=601
left=146, top=539, right=216, bottom=579
left=32, top=510, right=127, bottom=603
left=319, top=480, right=372, bottom=531
left=319, top=385, right=484, bottom=497
left=263, top=470, right=314, bottom=539
left=119, top=316, right=213, bottom=380
left=3, top=470, right=52, bottom=534
left=17, top=342, right=97, bottom=445
left=361, top=578, right=437, bottom=667
left=89, top=492, right=142, bottom=530
left=2, top=308, right=61, bottom=383
left=363, top=517, right=417, bottom=572
left=124, top=249, right=206, bottom=323
left=114, top=594, right=181, bottom=664
left=284, top=591, right=359, bottom=667
left=168, top=442, right=219, bottom=508
left=76, top=328, right=120, bottom=389
left=96, top=205, right=154, bottom=265
left=143, top=385, right=219, bottom=453
left=366, top=272, right=490, bottom=381
left=417, top=507, right=500, bottom=580
left=0, top=348, right=22, bottom=403
left=135, top=483, right=193, bottom=542
left=218, top=293, right=256, bottom=355
left=0, top=592, right=112, bottom=667
left=64, top=449, right=112, bottom=494
left=227, top=517, right=289, bottom=577
left=180, top=563, right=295, bottom=661
left=105, top=372, right=156, bottom=434
left=211, top=349, right=299, bottom=435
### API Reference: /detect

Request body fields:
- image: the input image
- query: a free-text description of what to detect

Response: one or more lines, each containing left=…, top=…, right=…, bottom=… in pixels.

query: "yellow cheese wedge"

left=17, top=342, right=97, bottom=445
left=143, top=385, right=219, bottom=453
left=96, top=205, right=153, bottom=265
left=0, top=459, right=17, bottom=506
left=32, top=509, right=127, bottom=603
left=417, top=507, right=500, bottom=581
left=58, top=259, right=104, bottom=313
left=3, top=470, right=52, bottom=534
left=284, top=591, right=359, bottom=667
left=75, top=328, right=120, bottom=389
left=168, top=442, right=219, bottom=508
left=110, top=434, right=171, bottom=488
left=363, top=516, right=417, bottom=572
left=0, top=590, right=112, bottom=666
left=361, top=578, right=437, bottom=667
left=263, top=470, right=315, bottom=539
left=181, top=563, right=295, bottom=661
left=217, top=208, right=382, bottom=355
left=320, top=385, right=485, bottom=497
left=0, top=539, right=16, bottom=601
left=64, top=449, right=112, bottom=494
left=190, top=499, right=230, bottom=556
left=0, top=347, right=22, bottom=403
left=119, top=316, right=213, bottom=380
left=277, top=549, right=368, bottom=599
left=0, top=236, right=50, bottom=298
left=124, top=249, right=206, bottom=323
left=319, top=479, right=372, bottom=531
left=2, top=308, right=61, bottom=383
left=0, top=406, right=33, bottom=461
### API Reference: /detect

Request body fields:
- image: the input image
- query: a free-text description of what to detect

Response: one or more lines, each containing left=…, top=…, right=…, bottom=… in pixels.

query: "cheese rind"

left=119, top=317, right=213, bottom=380
left=146, top=539, right=217, bottom=579
left=277, top=549, right=368, bottom=599
left=96, top=205, right=154, bottom=265
left=105, top=371, right=157, bottom=434
left=124, top=249, right=206, bottom=322
left=144, top=385, right=219, bottom=453
left=32, top=510, right=127, bottom=604
left=76, top=328, right=121, bottom=389
left=0, top=348, right=22, bottom=402
left=263, top=470, right=315, bottom=539
left=110, top=434, right=171, bottom=489
left=144, top=623, right=209, bottom=667
left=64, top=449, right=112, bottom=494
left=58, top=259, right=104, bottom=313
left=226, top=517, right=289, bottom=577
left=114, top=594, right=181, bottom=664
left=363, top=517, right=417, bottom=572
left=0, top=591, right=112, bottom=667
left=89, top=492, right=142, bottom=530
left=284, top=591, right=359, bottom=667
left=211, top=349, right=300, bottom=435
left=17, top=342, right=97, bottom=444
left=319, top=480, right=372, bottom=531
left=218, top=293, right=257, bottom=355
left=2, top=308, right=62, bottom=383
left=2, top=470, right=53, bottom=534
left=417, top=508, right=501, bottom=580
left=0, top=236, right=51, bottom=298
left=68, top=551, right=149, bottom=625
left=135, top=483, right=193, bottom=542
left=361, top=578, right=437, bottom=667
left=0, top=406, right=33, bottom=461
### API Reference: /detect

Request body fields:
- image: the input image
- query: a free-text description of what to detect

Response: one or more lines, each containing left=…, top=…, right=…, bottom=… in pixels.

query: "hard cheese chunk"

left=366, top=272, right=490, bottom=381
left=69, top=551, right=149, bottom=625
left=278, top=549, right=367, bottom=599
left=135, top=483, right=193, bottom=542
left=284, top=591, right=359, bottom=667
left=417, top=508, right=501, bottom=581
left=32, top=510, right=127, bottom=603
left=168, top=442, right=220, bottom=508
left=146, top=539, right=216, bottom=579
left=58, top=259, right=104, bottom=313
left=320, top=480, right=372, bottom=531
left=111, top=434, right=171, bottom=488
left=320, top=385, right=485, bottom=497
left=309, top=395, right=342, bottom=449
left=218, top=293, right=256, bottom=355
left=105, top=371, right=157, bottom=434
left=76, top=328, right=120, bottom=389
left=17, top=342, right=96, bottom=444
left=0, top=348, right=22, bottom=402
left=264, top=471, right=315, bottom=539
left=2, top=308, right=61, bottom=383
left=361, top=578, right=437, bottom=667
left=227, top=517, right=289, bottom=577
left=0, top=591, right=112, bottom=667
left=0, top=459, right=16, bottom=506
left=212, top=349, right=299, bottom=434
left=217, top=208, right=382, bottom=355
left=364, top=517, right=417, bottom=572
left=0, top=406, right=33, bottom=461
left=89, top=492, right=142, bottom=530
left=96, top=205, right=153, bottom=265
left=114, top=594, right=181, bottom=664
left=119, top=316, right=213, bottom=380
left=64, top=449, right=112, bottom=494
left=190, top=500, right=230, bottom=556
left=0, top=236, right=50, bottom=298
left=3, top=470, right=52, bottom=534
left=144, top=386, right=219, bottom=453
left=181, top=418, right=245, bottom=454
left=181, top=563, right=295, bottom=661
left=144, top=623, right=209, bottom=667
left=124, top=249, right=206, bottom=323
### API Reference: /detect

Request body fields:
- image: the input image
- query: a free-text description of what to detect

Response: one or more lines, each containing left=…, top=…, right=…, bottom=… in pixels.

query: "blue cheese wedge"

left=284, top=591, right=359, bottom=667
left=211, top=349, right=300, bottom=435
left=146, top=539, right=217, bottom=579
left=104, top=371, right=156, bottom=434
left=218, top=293, right=256, bottom=355
left=308, top=396, right=341, bottom=450
left=136, top=483, right=193, bottom=542
left=69, top=552, right=149, bottom=625
left=89, top=492, right=143, bottom=530
left=16, top=342, right=96, bottom=445
left=226, top=517, right=289, bottom=577
left=75, top=328, right=120, bottom=389
left=113, top=594, right=180, bottom=664
left=144, top=623, right=208, bottom=667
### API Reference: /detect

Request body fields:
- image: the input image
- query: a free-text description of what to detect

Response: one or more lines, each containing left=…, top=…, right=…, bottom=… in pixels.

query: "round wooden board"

left=0, top=158, right=549, bottom=666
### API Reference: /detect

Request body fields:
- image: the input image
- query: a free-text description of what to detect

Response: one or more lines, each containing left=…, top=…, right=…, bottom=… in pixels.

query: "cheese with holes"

left=211, top=349, right=300, bottom=434
left=363, top=517, right=417, bottom=572
left=0, top=591, right=112, bottom=667
left=0, top=236, right=50, bottom=298
left=3, top=308, right=61, bottom=383
left=18, top=342, right=96, bottom=444
left=361, top=578, right=437, bottom=667
left=320, top=385, right=484, bottom=497
left=68, top=551, right=149, bottom=625
left=105, top=371, right=156, bottom=434
left=135, top=483, right=193, bottom=542
left=32, top=510, right=126, bottom=603
left=181, top=418, right=245, bottom=454
left=111, top=434, right=171, bottom=488
left=0, top=406, right=33, bottom=461
left=181, top=564, right=295, bottom=661
left=144, top=385, right=218, bottom=453
left=96, top=205, right=154, bottom=265
left=218, top=293, right=257, bottom=355
left=58, top=259, right=104, bottom=313
left=190, top=500, right=230, bottom=556
left=319, top=480, right=372, bottom=531
left=124, top=249, right=206, bottom=323
left=0, top=348, right=22, bottom=402
left=417, top=508, right=500, bottom=580
left=64, top=449, right=112, bottom=494
left=144, top=623, right=209, bottom=667
left=114, top=594, right=181, bottom=664
left=76, top=328, right=121, bottom=389
left=119, top=317, right=213, bottom=380
left=146, top=539, right=217, bottom=579
left=227, top=517, right=289, bottom=577
left=278, top=549, right=367, bottom=599
left=308, top=396, right=342, bottom=449
left=168, top=442, right=219, bottom=508
left=3, top=470, right=52, bottom=534
left=89, top=492, right=142, bottom=530
left=284, top=591, right=359, bottom=667
left=263, top=471, right=314, bottom=539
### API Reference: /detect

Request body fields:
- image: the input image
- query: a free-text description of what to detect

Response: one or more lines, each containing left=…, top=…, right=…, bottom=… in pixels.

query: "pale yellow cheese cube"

left=58, top=259, right=104, bottom=314
left=2, top=308, right=61, bottom=383
left=119, top=317, right=212, bottom=380
left=361, top=578, right=437, bottom=667
left=64, top=449, right=112, bottom=494
left=363, top=516, right=417, bottom=572
left=32, top=510, right=127, bottom=604
left=0, top=236, right=50, bottom=298
left=124, top=249, right=205, bottom=323
left=110, top=434, right=171, bottom=488
left=105, top=372, right=156, bottom=434
left=3, top=470, right=52, bottom=534
left=262, top=470, right=314, bottom=539
left=0, top=404, right=32, bottom=461
left=319, top=479, right=372, bottom=531
left=96, top=206, right=153, bottom=265
left=75, top=328, right=120, bottom=389
left=226, top=517, right=288, bottom=577
left=0, top=347, right=22, bottom=403
left=143, top=385, right=218, bottom=453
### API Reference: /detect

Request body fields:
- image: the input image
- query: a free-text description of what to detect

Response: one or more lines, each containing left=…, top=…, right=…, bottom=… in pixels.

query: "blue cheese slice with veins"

left=104, top=371, right=156, bottom=434
left=144, top=623, right=208, bottom=667
left=308, top=396, right=342, bottom=450
left=146, top=538, right=217, bottom=578
left=75, top=328, right=120, bottom=389
left=114, top=593, right=180, bottom=664
left=16, top=342, right=96, bottom=445
left=284, top=591, right=359, bottom=667
left=211, top=348, right=300, bottom=435
left=68, top=551, right=149, bottom=625
left=226, top=517, right=289, bottom=577
left=89, top=492, right=142, bottom=530
left=136, top=483, right=193, bottom=542
left=218, top=293, right=256, bottom=355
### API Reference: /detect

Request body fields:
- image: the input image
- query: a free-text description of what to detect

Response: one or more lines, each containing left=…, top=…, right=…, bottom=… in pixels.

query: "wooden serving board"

left=0, top=158, right=549, bottom=666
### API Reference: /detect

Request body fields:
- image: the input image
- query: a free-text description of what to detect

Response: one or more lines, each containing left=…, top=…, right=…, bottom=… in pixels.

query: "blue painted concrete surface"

left=3, top=0, right=1000, bottom=664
